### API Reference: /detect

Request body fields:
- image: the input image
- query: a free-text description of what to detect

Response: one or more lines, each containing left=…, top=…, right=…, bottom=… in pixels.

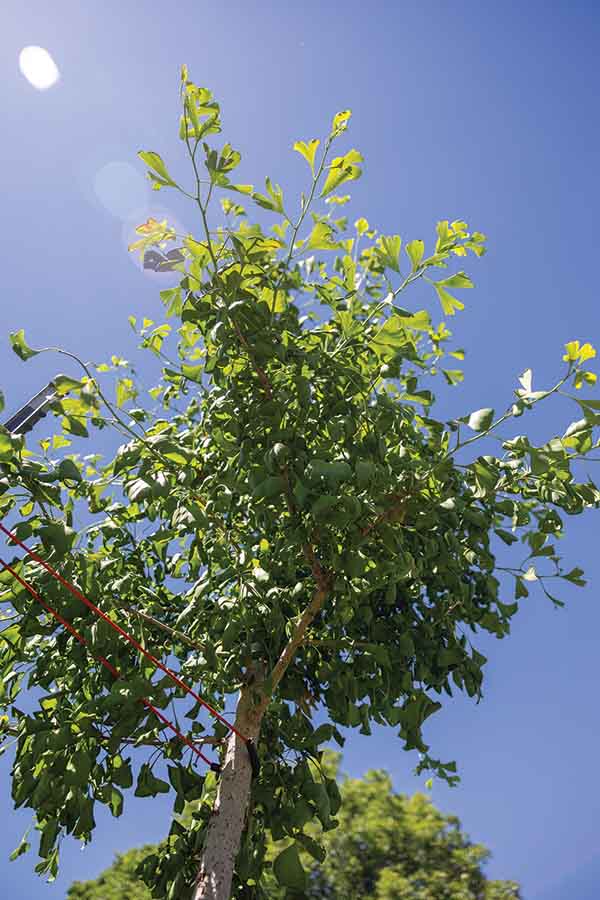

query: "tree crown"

left=0, top=66, right=598, bottom=894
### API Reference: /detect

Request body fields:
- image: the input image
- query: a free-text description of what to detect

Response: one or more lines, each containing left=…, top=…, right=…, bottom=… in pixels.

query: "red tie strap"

left=0, top=555, right=218, bottom=770
left=0, top=522, right=248, bottom=743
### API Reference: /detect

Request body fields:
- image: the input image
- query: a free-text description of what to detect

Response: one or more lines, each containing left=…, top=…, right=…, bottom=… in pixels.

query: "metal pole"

left=2, top=381, right=59, bottom=435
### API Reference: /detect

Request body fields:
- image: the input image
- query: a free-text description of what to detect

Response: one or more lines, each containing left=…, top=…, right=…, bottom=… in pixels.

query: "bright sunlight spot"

left=18, top=46, right=60, bottom=90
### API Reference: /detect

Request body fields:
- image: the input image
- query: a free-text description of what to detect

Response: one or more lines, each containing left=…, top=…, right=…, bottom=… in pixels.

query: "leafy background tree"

left=0, top=61, right=598, bottom=900
left=67, top=757, right=521, bottom=899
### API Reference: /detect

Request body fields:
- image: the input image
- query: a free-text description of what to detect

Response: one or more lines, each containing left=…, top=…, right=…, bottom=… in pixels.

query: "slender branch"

left=283, top=135, right=335, bottom=270
left=449, top=370, right=572, bottom=458
left=266, top=581, right=331, bottom=697
left=118, top=604, right=206, bottom=653
left=122, top=735, right=223, bottom=748
left=31, top=346, right=168, bottom=468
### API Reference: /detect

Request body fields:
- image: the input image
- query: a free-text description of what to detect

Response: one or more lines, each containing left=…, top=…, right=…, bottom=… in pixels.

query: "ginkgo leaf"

left=293, top=139, right=320, bottom=172
left=467, top=408, right=495, bottom=431
left=434, top=285, right=465, bottom=316
left=273, top=844, right=307, bottom=891
left=320, top=149, right=363, bottom=198
left=405, top=239, right=424, bottom=270
left=138, top=151, right=178, bottom=187
left=9, top=329, right=39, bottom=361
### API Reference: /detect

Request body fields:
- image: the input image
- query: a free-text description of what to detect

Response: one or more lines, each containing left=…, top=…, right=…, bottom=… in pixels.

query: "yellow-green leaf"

left=437, top=271, right=474, bottom=290
left=9, top=329, right=39, bottom=361
left=53, top=374, right=84, bottom=395
left=563, top=340, right=581, bottom=362
left=579, top=342, right=597, bottom=362
left=376, top=235, right=402, bottom=272
left=331, top=109, right=352, bottom=136
left=225, top=183, right=254, bottom=195
left=405, top=239, right=424, bottom=271
left=320, top=150, right=363, bottom=198
left=293, top=139, right=320, bottom=173
left=138, top=151, right=178, bottom=188
left=306, top=222, right=340, bottom=251
left=433, top=285, right=464, bottom=316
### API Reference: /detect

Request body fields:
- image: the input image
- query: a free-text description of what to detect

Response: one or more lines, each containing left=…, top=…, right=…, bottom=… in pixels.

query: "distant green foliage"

left=298, top=773, right=521, bottom=899
left=68, top=846, right=154, bottom=900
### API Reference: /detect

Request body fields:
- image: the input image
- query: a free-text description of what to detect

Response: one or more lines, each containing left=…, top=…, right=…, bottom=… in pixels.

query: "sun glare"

left=18, top=46, right=60, bottom=90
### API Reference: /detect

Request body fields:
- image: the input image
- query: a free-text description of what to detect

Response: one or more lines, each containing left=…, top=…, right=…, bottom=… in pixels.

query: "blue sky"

left=2, top=2, right=600, bottom=897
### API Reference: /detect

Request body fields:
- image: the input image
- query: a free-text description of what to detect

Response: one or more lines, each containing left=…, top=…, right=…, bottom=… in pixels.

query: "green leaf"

left=252, top=178, right=285, bottom=214
left=57, top=458, right=82, bottom=482
left=181, top=363, right=204, bottom=383
left=398, top=309, right=431, bottom=331
left=225, top=183, right=253, bottom=195
left=293, top=139, right=320, bottom=173
left=442, top=368, right=464, bottom=386
left=356, top=459, right=376, bottom=489
left=515, top=577, right=529, bottom=599
left=109, top=787, right=123, bottom=818
left=295, top=832, right=326, bottom=863
left=127, top=478, right=152, bottom=503
left=320, top=149, right=363, bottom=198
left=39, top=521, right=76, bottom=556
left=376, top=235, right=402, bottom=272
left=467, top=408, right=495, bottom=432
left=405, top=239, right=424, bottom=271
left=370, top=317, right=412, bottom=359
left=9, top=830, right=30, bottom=861
left=434, top=284, right=465, bottom=316
left=252, top=475, right=286, bottom=500
left=306, top=222, right=340, bottom=251
left=437, top=271, right=474, bottom=290
left=331, top=109, right=352, bottom=135
left=9, top=329, right=39, bottom=361
left=135, top=763, right=170, bottom=798
left=311, top=494, right=338, bottom=518
left=138, top=151, right=178, bottom=187
left=564, top=567, right=586, bottom=587
left=273, top=843, right=307, bottom=891
left=0, top=390, right=4, bottom=414
left=53, top=374, right=84, bottom=395
left=0, top=431, right=15, bottom=460
left=495, top=528, right=518, bottom=546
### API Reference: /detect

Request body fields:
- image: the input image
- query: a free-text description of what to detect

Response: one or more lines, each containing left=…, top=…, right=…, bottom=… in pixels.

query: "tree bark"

left=193, top=681, right=266, bottom=900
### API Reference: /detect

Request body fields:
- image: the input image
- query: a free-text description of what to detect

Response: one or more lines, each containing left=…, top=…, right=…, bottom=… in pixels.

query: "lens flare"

left=18, top=46, right=60, bottom=90
left=94, top=161, right=149, bottom=220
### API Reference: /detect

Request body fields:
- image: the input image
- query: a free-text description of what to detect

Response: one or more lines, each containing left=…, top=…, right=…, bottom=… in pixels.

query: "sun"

left=18, top=46, right=60, bottom=90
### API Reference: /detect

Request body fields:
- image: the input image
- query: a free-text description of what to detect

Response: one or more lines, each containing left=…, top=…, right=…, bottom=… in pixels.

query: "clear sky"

left=1, top=2, right=600, bottom=898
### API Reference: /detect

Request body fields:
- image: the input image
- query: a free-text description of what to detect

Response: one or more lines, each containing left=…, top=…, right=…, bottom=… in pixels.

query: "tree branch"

left=266, top=580, right=330, bottom=698
left=118, top=604, right=206, bottom=653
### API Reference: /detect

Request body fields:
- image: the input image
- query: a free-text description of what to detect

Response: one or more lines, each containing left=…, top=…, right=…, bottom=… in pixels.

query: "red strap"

left=0, top=522, right=247, bottom=743
left=0, top=556, right=214, bottom=767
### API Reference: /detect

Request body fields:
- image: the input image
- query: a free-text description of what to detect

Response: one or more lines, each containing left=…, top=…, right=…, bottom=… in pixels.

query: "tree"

left=0, top=64, right=598, bottom=900
left=67, top=758, right=520, bottom=899
left=68, top=846, right=156, bottom=900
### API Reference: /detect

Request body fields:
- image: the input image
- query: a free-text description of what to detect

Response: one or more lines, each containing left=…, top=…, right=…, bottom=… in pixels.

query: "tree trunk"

left=192, top=583, right=329, bottom=898
left=193, top=681, right=266, bottom=900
